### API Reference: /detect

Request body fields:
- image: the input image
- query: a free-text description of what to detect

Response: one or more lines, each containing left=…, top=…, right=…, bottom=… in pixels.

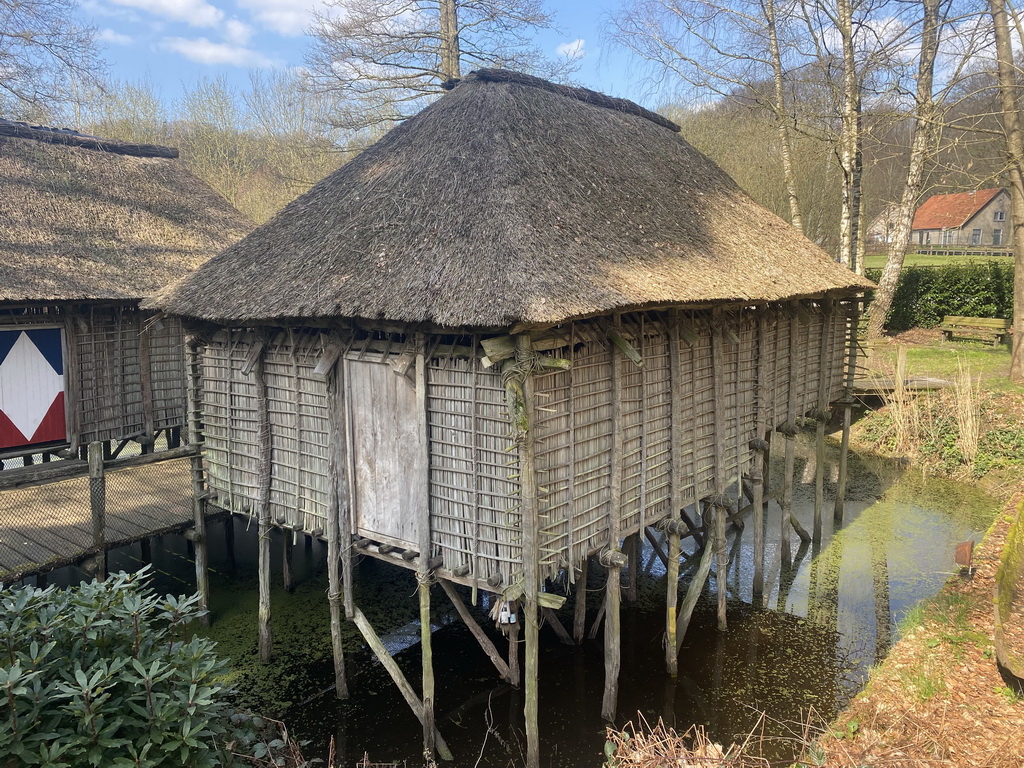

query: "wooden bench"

left=939, top=315, right=1011, bottom=345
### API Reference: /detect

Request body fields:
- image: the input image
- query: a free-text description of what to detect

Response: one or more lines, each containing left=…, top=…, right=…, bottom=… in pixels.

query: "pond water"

left=38, top=439, right=998, bottom=766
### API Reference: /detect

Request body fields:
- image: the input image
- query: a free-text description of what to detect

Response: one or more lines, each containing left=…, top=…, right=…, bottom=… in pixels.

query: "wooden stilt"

left=813, top=418, right=826, bottom=545
left=139, top=537, right=151, bottom=563
left=524, top=595, right=540, bottom=767
left=414, top=336, right=437, bottom=762
left=834, top=401, right=852, bottom=525
left=751, top=445, right=765, bottom=603
left=440, top=580, right=511, bottom=680
left=253, top=343, right=273, bottom=663
left=780, top=429, right=795, bottom=567
left=625, top=533, right=639, bottom=605
left=326, top=350, right=349, bottom=700
left=714, top=503, right=727, bottom=631
left=601, top=326, right=626, bottom=724
left=507, top=605, right=521, bottom=687
left=588, top=601, right=606, bottom=641
left=573, top=558, right=588, bottom=644
left=283, top=532, right=295, bottom=593
left=675, top=518, right=715, bottom=653
left=351, top=607, right=452, bottom=760
left=665, top=523, right=681, bottom=676
left=542, top=607, right=574, bottom=645
left=645, top=528, right=669, bottom=569
left=185, top=339, right=209, bottom=625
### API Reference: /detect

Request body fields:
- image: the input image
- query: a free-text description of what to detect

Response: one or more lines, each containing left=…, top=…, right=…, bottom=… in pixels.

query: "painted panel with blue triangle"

left=0, top=327, right=68, bottom=450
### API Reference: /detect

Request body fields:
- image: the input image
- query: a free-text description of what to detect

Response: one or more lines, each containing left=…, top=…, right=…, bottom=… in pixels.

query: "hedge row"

left=866, top=261, right=1015, bottom=333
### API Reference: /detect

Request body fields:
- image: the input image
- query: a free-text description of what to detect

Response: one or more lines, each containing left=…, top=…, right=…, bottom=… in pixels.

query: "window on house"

left=971, top=228, right=982, bottom=245
left=994, top=210, right=1006, bottom=221
left=925, top=231, right=932, bottom=244
left=942, top=230, right=954, bottom=244
left=994, top=229, right=1003, bottom=246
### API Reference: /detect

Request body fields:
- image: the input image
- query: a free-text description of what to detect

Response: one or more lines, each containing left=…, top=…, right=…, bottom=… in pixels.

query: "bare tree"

left=0, top=0, right=103, bottom=118
left=305, top=0, right=574, bottom=130
left=609, top=0, right=807, bottom=231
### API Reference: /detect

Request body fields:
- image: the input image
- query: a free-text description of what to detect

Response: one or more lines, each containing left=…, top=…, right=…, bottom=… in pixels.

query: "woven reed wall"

left=191, top=297, right=855, bottom=587
left=427, top=353, right=521, bottom=588
left=148, top=316, right=186, bottom=433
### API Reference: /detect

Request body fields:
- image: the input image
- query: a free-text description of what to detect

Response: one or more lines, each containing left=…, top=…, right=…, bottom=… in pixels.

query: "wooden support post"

left=601, top=324, right=625, bottom=724
left=253, top=343, right=273, bottom=663
left=714, top=503, right=727, bottom=631
left=139, top=323, right=155, bottom=451
left=814, top=418, right=826, bottom=545
left=665, top=524, right=681, bottom=676
left=507, top=605, right=521, bottom=687
left=415, top=336, right=437, bottom=761
left=325, top=345, right=350, bottom=700
left=645, top=527, right=669, bottom=569
left=514, top=333, right=542, bottom=768
left=283, top=532, right=295, bottom=593
left=573, top=558, right=588, bottom=644
left=87, top=441, right=106, bottom=581
left=185, top=338, right=209, bottom=624
left=625, top=533, right=638, bottom=605
left=439, top=580, right=511, bottom=680
left=675, top=517, right=715, bottom=654
left=781, top=431, right=795, bottom=566
left=751, top=448, right=765, bottom=603
left=834, top=401, right=852, bottom=525
left=541, top=607, right=574, bottom=646
left=351, top=607, right=452, bottom=760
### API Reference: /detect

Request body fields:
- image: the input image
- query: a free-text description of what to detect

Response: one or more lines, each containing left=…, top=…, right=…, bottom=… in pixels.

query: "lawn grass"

left=870, top=336, right=1022, bottom=392
left=863, top=251, right=1013, bottom=269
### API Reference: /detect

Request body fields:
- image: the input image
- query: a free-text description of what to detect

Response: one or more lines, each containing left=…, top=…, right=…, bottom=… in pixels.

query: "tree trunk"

left=866, top=0, right=940, bottom=339
left=764, top=0, right=804, bottom=232
left=837, top=0, right=862, bottom=274
left=992, top=0, right=1024, bottom=382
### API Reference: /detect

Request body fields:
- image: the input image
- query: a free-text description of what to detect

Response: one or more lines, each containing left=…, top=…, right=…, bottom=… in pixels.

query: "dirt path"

left=819, top=495, right=1024, bottom=767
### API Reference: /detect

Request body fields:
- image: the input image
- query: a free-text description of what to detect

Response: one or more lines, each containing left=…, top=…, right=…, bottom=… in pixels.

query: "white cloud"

left=98, top=28, right=134, bottom=45
left=107, top=0, right=224, bottom=28
left=236, top=0, right=324, bottom=36
left=557, top=38, right=586, bottom=61
left=161, top=36, right=275, bottom=66
left=223, top=18, right=253, bottom=45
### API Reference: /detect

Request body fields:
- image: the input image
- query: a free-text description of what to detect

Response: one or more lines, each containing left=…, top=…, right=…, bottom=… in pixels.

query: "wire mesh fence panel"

left=0, top=455, right=194, bottom=581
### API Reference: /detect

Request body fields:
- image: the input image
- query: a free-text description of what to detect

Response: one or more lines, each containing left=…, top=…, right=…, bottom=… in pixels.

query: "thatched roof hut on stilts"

left=155, top=70, right=872, bottom=766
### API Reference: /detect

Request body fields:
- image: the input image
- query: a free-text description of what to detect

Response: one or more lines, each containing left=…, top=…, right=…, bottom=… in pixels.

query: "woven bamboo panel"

left=147, top=315, right=185, bottom=432
left=77, top=306, right=144, bottom=444
left=199, top=331, right=261, bottom=517
left=618, top=314, right=672, bottom=536
left=265, top=330, right=330, bottom=533
left=427, top=354, right=521, bottom=587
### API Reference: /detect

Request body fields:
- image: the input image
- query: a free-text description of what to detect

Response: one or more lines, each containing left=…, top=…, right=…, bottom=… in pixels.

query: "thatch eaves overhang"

left=0, top=121, right=253, bottom=304
left=156, top=69, right=872, bottom=329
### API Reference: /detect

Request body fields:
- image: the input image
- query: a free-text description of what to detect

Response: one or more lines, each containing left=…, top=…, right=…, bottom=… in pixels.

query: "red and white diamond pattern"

left=0, top=331, right=65, bottom=449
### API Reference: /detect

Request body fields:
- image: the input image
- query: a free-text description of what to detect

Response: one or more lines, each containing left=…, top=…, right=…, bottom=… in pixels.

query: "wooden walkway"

left=0, top=457, right=193, bottom=581
left=852, top=375, right=949, bottom=397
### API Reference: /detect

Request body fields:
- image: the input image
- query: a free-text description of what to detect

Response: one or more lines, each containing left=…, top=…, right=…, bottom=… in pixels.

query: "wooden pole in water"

left=351, top=607, right=452, bottom=759
left=602, top=324, right=625, bottom=723
left=185, top=338, right=209, bottom=624
left=709, top=313, right=729, bottom=631
left=674, top=513, right=715, bottom=654
left=780, top=426, right=795, bottom=567
left=283, top=533, right=295, bottom=593
left=415, top=336, right=437, bottom=762
left=813, top=418, right=826, bottom=545
left=750, top=441, right=766, bottom=603
left=573, top=557, right=588, bottom=644
left=625, top=533, right=639, bottom=605
left=507, top=604, right=521, bottom=687
left=666, top=310, right=684, bottom=675
left=835, top=299, right=859, bottom=525
left=325, top=352, right=349, bottom=699
left=514, top=333, right=542, bottom=768
left=88, top=441, right=107, bottom=582
left=440, top=580, right=511, bottom=680
left=813, top=298, right=834, bottom=546
left=254, top=342, right=273, bottom=663
left=714, top=502, right=728, bottom=631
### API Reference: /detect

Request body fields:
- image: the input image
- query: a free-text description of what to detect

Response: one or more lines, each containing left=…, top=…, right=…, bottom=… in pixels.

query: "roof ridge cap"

left=0, top=119, right=179, bottom=159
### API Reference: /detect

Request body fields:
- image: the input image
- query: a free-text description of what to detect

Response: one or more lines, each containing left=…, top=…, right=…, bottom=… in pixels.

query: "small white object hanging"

left=499, top=602, right=517, bottom=625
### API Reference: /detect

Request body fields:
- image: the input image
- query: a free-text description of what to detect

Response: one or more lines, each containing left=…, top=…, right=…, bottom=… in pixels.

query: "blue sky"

left=78, top=0, right=655, bottom=111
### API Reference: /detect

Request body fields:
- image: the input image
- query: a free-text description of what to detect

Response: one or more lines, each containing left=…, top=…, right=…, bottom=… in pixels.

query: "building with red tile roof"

left=911, top=188, right=1011, bottom=248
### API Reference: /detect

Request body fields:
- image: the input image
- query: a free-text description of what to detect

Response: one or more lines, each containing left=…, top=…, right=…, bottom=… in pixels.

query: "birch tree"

left=990, top=0, right=1024, bottom=381
left=866, top=0, right=943, bottom=337
left=305, top=0, right=573, bottom=130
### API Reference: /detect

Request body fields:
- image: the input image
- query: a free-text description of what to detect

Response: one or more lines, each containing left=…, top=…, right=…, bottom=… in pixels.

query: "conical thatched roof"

left=158, top=69, right=871, bottom=328
left=0, top=120, right=252, bottom=303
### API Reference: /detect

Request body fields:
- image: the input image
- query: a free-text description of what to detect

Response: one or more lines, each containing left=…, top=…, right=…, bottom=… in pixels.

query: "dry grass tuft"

left=605, top=717, right=770, bottom=767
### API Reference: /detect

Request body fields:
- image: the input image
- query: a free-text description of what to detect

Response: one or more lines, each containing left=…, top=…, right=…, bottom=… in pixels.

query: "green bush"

left=866, top=261, right=1014, bottom=332
left=0, top=567, right=260, bottom=768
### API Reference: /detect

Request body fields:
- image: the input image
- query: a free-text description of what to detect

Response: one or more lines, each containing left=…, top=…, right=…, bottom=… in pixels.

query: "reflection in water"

left=31, top=440, right=997, bottom=766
